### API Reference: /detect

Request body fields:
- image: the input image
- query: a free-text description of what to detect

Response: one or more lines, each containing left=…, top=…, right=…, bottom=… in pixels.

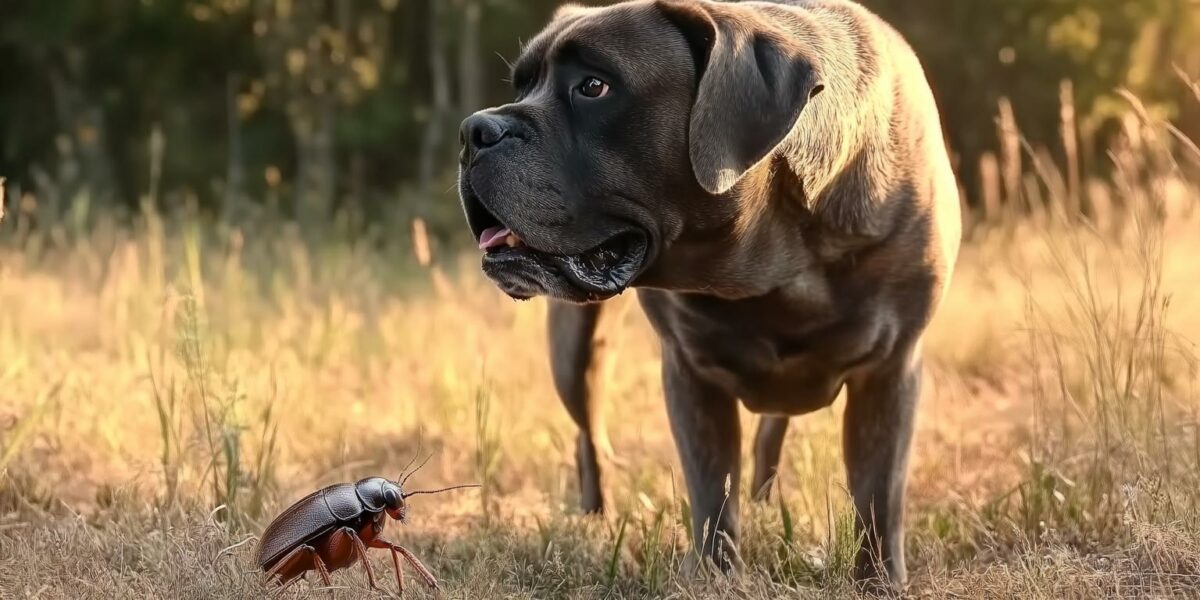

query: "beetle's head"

left=382, top=482, right=408, bottom=523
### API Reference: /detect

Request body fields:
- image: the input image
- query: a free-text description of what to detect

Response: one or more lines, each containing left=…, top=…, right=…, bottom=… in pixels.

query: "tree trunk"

left=418, top=0, right=452, bottom=193
left=293, top=98, right=336, bottom=230
left=458, top=0, right=483, bottom=119
left=224, top=74, right=244, bottom=220
left=46, top=60, right=117, bottom=210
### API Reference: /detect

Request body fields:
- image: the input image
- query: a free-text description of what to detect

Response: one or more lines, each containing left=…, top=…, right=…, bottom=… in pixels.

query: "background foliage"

left=1, top=0, right=1197, bottom=232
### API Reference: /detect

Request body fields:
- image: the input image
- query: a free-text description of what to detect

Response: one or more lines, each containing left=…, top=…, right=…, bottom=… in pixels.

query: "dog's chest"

left=639, top=287, right=890, bottom=416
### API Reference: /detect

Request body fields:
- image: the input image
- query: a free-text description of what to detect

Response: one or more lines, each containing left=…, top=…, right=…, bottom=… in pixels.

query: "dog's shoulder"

left=736, top=0, right=958, bottom=268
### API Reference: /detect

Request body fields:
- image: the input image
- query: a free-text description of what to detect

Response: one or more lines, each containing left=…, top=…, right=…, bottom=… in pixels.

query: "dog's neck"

left=639, top=161, right=839, bottom=299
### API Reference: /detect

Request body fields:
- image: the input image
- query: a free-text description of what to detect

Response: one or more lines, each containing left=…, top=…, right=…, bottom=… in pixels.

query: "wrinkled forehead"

left=512, top=2, right=686, bottom=91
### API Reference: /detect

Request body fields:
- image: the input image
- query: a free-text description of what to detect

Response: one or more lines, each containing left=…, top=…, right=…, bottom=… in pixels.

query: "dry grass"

left=2, top=102, right=1199, bottom=598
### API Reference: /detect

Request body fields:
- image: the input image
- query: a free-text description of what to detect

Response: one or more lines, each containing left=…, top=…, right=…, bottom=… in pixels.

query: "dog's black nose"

left=460, top=112, right=510, bottom=164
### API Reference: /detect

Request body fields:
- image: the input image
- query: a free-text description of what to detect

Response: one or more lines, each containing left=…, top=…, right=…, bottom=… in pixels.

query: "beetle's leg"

left=366, top=512, right=406, bottom=594
left=265, top=547, right=314, bottom=583
left=312, top=552, right=333, bottom=588
left=371, top=537, right=438, bottom=590
left=266, top=547, right=328, bottom=592
left=386, top=541, right=406, bottom=593
left=366, top=537, right=407, bottom=593
left=264, top=545, right=303, bottom=585
left=334, top=527, right=382, bottom=591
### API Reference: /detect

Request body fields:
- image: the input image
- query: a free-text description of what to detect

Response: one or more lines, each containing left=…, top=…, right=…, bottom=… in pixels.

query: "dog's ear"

left=657, top=0, right=824, bottom=195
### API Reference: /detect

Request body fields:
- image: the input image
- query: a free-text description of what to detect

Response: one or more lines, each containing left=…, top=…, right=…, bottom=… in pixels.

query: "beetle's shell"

left=257, top=482, right=371, bottom=567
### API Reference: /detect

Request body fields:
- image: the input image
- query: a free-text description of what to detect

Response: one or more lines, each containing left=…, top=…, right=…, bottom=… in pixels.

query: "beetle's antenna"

left=400, top=452, right=434, bottom=488
left=396, top=431, right=424, bottom=482
left=402, top=484, right=481, bottom=498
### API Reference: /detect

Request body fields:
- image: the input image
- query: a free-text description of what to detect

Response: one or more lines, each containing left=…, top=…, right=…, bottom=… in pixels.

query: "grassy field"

left=2, top=106, right=1199, bottom=598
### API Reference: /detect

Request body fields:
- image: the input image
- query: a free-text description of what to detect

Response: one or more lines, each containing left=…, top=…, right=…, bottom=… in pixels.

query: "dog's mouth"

left=463, top=189, right=649, bottom=302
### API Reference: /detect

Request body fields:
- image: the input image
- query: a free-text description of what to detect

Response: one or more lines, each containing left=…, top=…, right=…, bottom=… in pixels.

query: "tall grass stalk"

left=148, top=354, right=182, bottom=508
left=155, top=288, right=279, bottom=528
left=474, top=383, right=500, bottom=527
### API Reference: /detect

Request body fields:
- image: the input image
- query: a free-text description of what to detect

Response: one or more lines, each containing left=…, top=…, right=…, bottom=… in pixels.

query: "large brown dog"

left=458, top=0, right=960, bottom=585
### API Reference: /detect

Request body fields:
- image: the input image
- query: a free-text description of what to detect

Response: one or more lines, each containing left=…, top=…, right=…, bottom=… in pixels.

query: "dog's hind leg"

left=548, top=300, right=612, bottom=514
left=751, top=416, right=789, bottom=501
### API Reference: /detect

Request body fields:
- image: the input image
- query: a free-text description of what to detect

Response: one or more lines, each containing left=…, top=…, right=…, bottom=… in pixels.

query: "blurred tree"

left=867, top=0, right=1200, bottom=187
left=246, top=0, right=396, bottom=225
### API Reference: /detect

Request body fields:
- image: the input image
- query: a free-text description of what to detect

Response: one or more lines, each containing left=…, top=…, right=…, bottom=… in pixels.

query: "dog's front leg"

left=662, top=344, right=741, bottom=571
left=843, top=343, right=922, bottom=588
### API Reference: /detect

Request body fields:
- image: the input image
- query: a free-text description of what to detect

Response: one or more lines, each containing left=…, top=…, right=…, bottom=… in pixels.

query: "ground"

left=2, top=117, right=1199, bottom=598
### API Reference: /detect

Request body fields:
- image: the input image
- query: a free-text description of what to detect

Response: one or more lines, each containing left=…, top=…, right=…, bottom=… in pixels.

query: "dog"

left=457, top=0, right=961, bottom=585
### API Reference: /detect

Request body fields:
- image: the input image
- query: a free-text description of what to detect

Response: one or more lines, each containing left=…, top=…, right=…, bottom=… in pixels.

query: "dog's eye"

left=577, top=77, right=610, bottom=99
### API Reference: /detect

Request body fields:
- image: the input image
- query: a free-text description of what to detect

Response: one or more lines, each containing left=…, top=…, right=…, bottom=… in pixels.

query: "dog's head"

left=458, top=0, right=823, bottom=302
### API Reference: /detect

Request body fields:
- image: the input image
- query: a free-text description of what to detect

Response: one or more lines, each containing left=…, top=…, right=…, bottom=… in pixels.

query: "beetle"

left=257, top=463, right=478, bottom=594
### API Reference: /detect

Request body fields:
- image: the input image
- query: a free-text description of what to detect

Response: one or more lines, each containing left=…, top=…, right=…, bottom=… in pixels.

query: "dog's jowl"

left=458, top=0, right=961, bottom=586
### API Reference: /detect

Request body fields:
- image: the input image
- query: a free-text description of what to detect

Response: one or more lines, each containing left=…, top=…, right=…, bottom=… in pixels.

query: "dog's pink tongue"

left=478, top=226, right=512, bottom=250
